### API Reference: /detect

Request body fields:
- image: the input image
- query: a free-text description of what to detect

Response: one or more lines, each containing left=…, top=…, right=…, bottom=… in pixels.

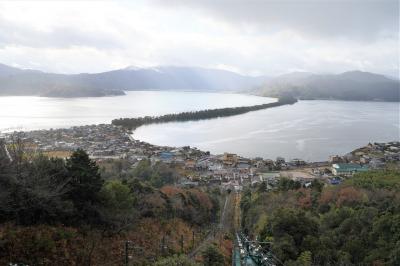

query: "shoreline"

left=0, top=93, right=397, bottom=162
left=1, top=88, right=399, bottom=102
left=2, top=123, right=398, bottom=169
left=111, top=96, right=297, bottom=130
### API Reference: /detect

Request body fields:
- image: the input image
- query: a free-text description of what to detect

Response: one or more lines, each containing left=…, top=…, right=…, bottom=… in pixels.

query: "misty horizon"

left=2, top=62, right=398, bottom=80
left=0, top=0, right=398, bottom=77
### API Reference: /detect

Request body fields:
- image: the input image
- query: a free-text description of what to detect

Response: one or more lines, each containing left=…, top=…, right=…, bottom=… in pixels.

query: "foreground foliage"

left=202, top=244, right=225, bottom=266
left=155, top=254, right=200, bottom=266
left=241, top=170, right=400, bottom=265
left=0, top=142, right=220, bottom=265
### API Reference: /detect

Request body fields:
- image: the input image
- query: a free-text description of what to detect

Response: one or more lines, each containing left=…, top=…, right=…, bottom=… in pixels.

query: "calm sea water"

left=0, top=91, right=398, bottom=161
left=0, top=91, right=273, bottom=132
left=134, top=99, right=400, bottom=161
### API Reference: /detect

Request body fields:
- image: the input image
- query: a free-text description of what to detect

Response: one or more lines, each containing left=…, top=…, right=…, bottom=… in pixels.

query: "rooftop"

left=332, top=163, right=369, bottom=171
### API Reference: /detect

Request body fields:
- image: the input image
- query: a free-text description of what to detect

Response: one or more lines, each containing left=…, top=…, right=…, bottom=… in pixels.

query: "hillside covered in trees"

left=0, top=142, right=223, bottom=265
left=252, top=71, right=400, bottom=102
left=240, top=170, right=400, bottom=265
left=0, top=63, right=264, bottom=97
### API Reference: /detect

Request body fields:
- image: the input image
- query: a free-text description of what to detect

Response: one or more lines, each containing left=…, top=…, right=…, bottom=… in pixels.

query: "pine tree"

left=65, top=149, right=104, bottom=221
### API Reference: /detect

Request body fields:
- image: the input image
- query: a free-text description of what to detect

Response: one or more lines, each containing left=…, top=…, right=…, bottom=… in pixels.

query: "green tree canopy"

left=202, top=244, right=224, bottom=266
left=65, top=149, right=104, bottom=224
left=66, top=149, right=103, bottom=206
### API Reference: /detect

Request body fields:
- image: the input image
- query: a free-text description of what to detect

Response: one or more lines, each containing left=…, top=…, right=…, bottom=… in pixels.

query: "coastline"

left=0, top=92, right=397, bottom=161
left=111, top=96, right=297, bottom=130
left=3, top=122, right=398, bottom=168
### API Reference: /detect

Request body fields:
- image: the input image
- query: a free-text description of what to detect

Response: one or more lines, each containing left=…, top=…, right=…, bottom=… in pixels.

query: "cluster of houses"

left=2, top=125, right=211, bottom=166
left=325, top=141, right=400, bottom=184
left=329, top=141, right=399, bottom=168
left=3, top=124, right=132, bottom=159
left=178, top=153, right=317, bottom=190
left=3, top=125, right=399, bottom=190
left=3, top=125, right=303, bottom=189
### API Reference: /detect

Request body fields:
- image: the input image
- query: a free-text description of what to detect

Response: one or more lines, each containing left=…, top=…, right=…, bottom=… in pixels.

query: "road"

left=3, top=143, right=12, bottom=161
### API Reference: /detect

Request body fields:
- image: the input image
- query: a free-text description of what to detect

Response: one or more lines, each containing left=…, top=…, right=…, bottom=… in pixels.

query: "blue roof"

left=329, top=178, right=341, bottom=185
left=160, top=152, right=173, bottom=159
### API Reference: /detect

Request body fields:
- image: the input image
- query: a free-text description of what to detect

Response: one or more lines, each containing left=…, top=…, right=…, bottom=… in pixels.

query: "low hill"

left=253, top=70, right=400, bottom=101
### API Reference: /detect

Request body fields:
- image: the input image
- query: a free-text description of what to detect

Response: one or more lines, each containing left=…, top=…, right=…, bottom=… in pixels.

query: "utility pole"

left=124, top=241, right=131, bottom=266
left=180, top=234, right=184, bottom=253
left=160, top=236, right=166, bottom=256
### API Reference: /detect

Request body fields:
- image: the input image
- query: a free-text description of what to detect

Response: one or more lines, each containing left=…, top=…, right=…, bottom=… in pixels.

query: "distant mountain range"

left=0, top=63, right=264, bottom=97
left=0, top=63, right=398, bottom=101
left=251, top=71, right=400, bottom=102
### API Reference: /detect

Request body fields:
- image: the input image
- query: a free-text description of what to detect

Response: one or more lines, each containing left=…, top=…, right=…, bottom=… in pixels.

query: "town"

left=2, top=124, right=399, bottom=191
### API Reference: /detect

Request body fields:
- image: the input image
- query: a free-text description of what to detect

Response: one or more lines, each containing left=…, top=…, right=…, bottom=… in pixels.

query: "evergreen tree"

left=257, top=181, right=268, bottom=193
left=202, top=244, right=224, bottom=266
left=65, top=149, right=104, bottom=223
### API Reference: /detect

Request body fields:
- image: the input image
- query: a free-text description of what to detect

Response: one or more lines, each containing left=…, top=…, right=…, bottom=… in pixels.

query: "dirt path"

left=233, top=192, right=241, bottom=231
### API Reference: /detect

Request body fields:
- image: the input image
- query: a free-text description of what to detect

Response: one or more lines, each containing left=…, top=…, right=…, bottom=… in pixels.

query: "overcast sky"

left=0, top=0, right=398, bottom=77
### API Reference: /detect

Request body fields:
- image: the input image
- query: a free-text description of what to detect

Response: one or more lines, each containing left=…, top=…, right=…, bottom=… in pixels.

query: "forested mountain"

left=253, top=71, right=400, bottom=101
left=0, top=64, right=126, bottom=97
left=0, top=63, right=265, bottom=97
left=1, top=63, right=398, bottom=101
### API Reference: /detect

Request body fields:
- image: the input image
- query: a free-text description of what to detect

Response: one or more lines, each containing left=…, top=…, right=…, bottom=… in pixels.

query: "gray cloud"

left=0, top=16, right=125, bottom=50
left=157, top=0, right=399, bottom=41
left=0, top=1, right=397, bottom=77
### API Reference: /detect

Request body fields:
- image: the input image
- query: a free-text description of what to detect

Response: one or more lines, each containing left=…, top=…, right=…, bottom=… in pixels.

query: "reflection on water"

left=133, top=100, right=400, bottom=161
left=0, top=91, right=274, bottom=132
left=1, top=91, right=398, bottom=161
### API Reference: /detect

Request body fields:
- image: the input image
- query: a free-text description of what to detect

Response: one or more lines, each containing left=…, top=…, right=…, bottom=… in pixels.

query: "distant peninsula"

left=40, top=88, right=125, bottom=98
left=112, top=96, right=297, bottom=130
left=252, top=71, right=400, bottom=102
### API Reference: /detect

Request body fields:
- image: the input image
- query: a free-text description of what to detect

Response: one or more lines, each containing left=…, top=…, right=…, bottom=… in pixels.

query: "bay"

left=0, top=91, right=272, bottom=132
left=133, top=100, right=400, bottom=161
left=0, top=91, right=398, bottom=161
